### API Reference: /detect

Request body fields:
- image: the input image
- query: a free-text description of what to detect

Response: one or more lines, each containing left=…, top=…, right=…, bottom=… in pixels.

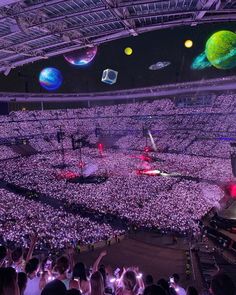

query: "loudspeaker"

left=231, top=152, right=236, bottom=177
left=57, top=131, right=64, bottom=143
left=101, top=69, right=118, bottom=85
left=71, top=135, right=86, bottom=150
left=0, top=102, right=9, bottom=115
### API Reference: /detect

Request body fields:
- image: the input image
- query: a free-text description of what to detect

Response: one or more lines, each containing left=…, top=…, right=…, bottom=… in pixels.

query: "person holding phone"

left=71, top=262, right=90, bottom=294
left=169, top=274, right=186, bottom=295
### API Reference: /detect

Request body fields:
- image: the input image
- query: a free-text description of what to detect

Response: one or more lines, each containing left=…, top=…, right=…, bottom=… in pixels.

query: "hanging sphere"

left=124, top=47, right=133, bottom=55
left=184, top=40, right=193, bottom=48
left=64, top=46, right=98, bottom=66
left=39, top=67, right=63, bottom=91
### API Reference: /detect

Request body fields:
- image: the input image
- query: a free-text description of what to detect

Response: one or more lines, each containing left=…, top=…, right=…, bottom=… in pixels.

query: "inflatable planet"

left=184, top=40, right=193, bottom=48
left=64, top=46, right=97, bottom=66
left=205, top=30, right=236, bottom=69
left=39, top=67, right=63, bottom=91
left=124, top=47, right=133, bottom=55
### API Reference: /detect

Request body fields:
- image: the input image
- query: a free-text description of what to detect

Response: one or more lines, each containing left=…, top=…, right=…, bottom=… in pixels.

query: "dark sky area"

left=0, top=22, right=235, bottom=93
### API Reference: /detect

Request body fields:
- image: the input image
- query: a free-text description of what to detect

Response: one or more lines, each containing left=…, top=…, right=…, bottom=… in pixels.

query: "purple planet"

left=64, top=46, right=97, bottom=66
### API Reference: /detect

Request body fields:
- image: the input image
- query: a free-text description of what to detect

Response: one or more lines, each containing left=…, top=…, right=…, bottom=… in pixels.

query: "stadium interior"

left=0, top=1, right=236, bottom=295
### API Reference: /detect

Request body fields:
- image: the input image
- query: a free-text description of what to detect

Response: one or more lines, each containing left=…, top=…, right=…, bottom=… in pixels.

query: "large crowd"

left=0, top=188, right=122, bottom=249
left=0, top=243, right=235, bottom=295
left=0, top=93, right=235, bottom=294
left=0, top=94, right=234, bottom=250
left=0, top=149, right=224, bottom=249
left=0, top=94, right=235, bottom=160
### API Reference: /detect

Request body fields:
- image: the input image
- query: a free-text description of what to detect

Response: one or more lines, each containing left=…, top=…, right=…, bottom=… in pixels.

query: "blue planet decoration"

left=64, top=46, right=97, bottom=66
left=39, top=67, right=63, bottom=91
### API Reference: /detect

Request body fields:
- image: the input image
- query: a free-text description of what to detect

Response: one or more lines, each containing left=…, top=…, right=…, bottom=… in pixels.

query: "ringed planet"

left=205, top=30, right=236, bottom=69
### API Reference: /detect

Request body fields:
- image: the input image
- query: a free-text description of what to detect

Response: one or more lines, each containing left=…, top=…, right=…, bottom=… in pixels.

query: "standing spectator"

left=157, top=278, right=176, bottom=295
left=0, top=245, right=7, bottom=267
left=144, top=285, right=166, bottom=295
left=24, top=257, right=46, bottom=295
left=145, top=275, right=154, bottom=287
left=91, top=271, right=104, bottom=295
left=0, top=267, right=20, bottom=295
left=186, top=286, right=198, bottom=295
left=11, top=248, right=24, bottom=273
left=116, top=269, right=144, bottom=295
left=41, top=279, right=67, bottom=295
left=71, top=262, right=90, bottom=294
left=210, top=272, right=235, bottom=295
left=56, top=256, right=74, bottom=290
left=18, top=272, right=27, bottom=295
left=170, top=274, right=186, bottom=295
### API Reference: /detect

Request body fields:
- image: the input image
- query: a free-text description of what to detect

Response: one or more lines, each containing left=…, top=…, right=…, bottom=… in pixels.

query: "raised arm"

left=66, top=245, right=76, bottom=272
left=92, top=250, right=107, bottom=273
left=25, top=234, right=38, bottom=263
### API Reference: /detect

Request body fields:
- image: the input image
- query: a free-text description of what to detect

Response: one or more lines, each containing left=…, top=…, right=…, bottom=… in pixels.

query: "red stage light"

left=57, top=170, right=78, bottom=180
left=78, top=161, right=85, bottom=168
left=144, top=146, right=150, bottom=153
left=140, top=155, right=151, bottom=162
left=98, top=143, right=104, bottom=153
left=227, top=183, right=236, bottom=198
left=136, top=169, right=161, bottom=176
left=129, top=154, right=152, bottom=162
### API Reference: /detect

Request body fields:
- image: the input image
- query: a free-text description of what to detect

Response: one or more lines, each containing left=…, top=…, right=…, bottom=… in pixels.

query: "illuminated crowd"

left=0, top=94, right=234, bottom=250
left=1, top=243, right=235, bottom=295
left=0, top=148, right=224, bottom=249
left=0, top=94, right=235, bottom=295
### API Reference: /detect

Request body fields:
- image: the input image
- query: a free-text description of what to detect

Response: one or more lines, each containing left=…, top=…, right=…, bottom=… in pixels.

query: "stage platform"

left=67, top=175, right=108, bottom=184
left=217, top=200, right=236, bottom=224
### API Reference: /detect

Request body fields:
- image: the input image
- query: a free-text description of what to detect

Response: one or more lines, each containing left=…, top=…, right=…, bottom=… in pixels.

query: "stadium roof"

left=0, top=0, right=235, bottom=74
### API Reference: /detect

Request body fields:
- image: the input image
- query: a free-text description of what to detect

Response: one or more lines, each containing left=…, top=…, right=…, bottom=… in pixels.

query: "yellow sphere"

left=124, top=47, right=133, bottom=55
left=184, top=40, right=193, bottom=48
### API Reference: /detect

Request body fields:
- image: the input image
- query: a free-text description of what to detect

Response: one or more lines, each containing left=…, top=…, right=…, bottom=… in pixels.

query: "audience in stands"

left=210, top=272, right=235, bottom=295
left=0, top=95, right=236, bottom=295
left=186, top=286, right=198, bottom=295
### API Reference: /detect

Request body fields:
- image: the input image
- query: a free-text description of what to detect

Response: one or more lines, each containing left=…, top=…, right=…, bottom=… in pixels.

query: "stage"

left=67, top=175, right=108, bottom=184
left=217, top=200, right=236, bottom=224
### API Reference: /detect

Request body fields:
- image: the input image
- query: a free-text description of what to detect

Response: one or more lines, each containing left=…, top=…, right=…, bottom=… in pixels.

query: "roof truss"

left=0, top=0, right=235, bottom=72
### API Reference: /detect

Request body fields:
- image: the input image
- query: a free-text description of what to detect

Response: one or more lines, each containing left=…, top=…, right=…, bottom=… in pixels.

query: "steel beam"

left=0, top=0, right=22, bottom=7
left=194, top=0, right=220, bottom=20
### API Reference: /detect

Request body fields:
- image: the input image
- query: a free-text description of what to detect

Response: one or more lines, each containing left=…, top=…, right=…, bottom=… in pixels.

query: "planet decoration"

left=191, top=52, right=212, bottom=70
left=205, top=30, right=236, bottom=69
left=148, top=61, right=171, bottom=70
left=124, top=47, right=133, bottom=56
left=64, top=46, right=97, bottom=66
left=184, top=40, right=193, bottom=48
left=39, top=67, right=63, bottom=91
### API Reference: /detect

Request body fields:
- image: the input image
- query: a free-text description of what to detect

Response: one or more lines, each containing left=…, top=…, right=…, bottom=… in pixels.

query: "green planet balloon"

left=205, top=30, right=236, bottom=69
